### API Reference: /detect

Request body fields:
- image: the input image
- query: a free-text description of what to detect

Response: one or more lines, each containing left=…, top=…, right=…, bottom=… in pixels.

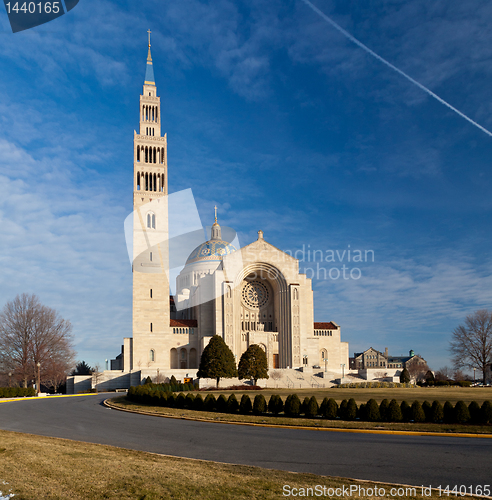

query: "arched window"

left=149, top=349, right=155, bottom=362
left=137, top=148, right=140, bottom=163
left=146, top=212, right=156, bottom=229
left=137, top=172, right=140, bottom=191
left=145, top=147, right=148, bottom=163
left=150, top=323, right=153, bottom=332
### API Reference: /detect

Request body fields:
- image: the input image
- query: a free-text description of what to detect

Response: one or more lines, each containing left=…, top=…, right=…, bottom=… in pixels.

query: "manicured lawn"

left=0, top=429, right=472, bottom=499
left=200, top=386, right=492, bottom=405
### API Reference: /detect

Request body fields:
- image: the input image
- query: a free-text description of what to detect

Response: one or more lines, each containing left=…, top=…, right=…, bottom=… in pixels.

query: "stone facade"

left=67, top=42, right=350, bottom=393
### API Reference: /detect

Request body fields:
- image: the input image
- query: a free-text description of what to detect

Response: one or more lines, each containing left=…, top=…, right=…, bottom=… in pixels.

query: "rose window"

left=242, top=281, right=269, bottom=308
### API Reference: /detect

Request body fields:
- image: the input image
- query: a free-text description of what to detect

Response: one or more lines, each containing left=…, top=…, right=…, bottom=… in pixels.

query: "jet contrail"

left=300, top=0, right=492, bottom=138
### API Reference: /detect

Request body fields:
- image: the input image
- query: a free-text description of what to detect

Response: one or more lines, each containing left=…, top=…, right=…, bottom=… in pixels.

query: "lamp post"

left=8, top=372, right=11, bottom=388
left=340, top=363, right=345, bottom=381
left=324, top=358, right=328, bottom=373
left=474, top=368, right=476, bottom=385
left=36, top=362, right=41, bottom=396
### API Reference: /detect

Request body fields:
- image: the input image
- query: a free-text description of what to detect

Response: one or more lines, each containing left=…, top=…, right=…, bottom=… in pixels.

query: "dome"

left=185, top=238, right=237, bottom=265
left=186, top=211, right=237, bottom=265
left=185, top=211, right=237, bottom=265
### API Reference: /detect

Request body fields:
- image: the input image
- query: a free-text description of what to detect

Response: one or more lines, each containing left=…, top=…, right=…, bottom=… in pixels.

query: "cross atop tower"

left=148, top=29, right=151, bottom=48
left=214, top=205, right=218, bottom=223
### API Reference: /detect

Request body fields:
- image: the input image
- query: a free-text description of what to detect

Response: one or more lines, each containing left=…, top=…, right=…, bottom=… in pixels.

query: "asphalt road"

left=0, top=394, right=490, bottom=489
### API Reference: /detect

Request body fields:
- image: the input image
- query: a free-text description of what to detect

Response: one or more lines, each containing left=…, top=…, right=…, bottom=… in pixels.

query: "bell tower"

left=127, top=31, right=170, bottom=372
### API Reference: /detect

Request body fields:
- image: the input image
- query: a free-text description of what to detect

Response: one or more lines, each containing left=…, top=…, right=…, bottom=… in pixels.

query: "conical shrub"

left=379, top=399, right=390, bottom=421
left=227, top=394, right=239, bottom=413
left=387, top=399, right=402, bottom=422
left=443, top=401, right=454, bottom=423
left=285, top=394, right=301, bottom=417
left=239, top=394, right=252, bottom=414
left=253, top=394, right=267, bottom=415
left=365, top=399, right=380, bottom=422
left=204, top=394, right=216, bottom=412
left=268, top=394, right=283, bottom=415
left=411, top=401, right=425, bottom=422
left=400, top=401, right=411, bottom=422
left=305, top=396, right=319, bottom=418
left=454, top=401, right=470, bottom=424
left=431, top=401, right=443, bottom=423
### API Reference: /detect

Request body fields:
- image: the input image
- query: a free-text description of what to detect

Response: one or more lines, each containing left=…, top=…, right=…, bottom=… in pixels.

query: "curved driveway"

left=0, top=395, right=490, bottom=489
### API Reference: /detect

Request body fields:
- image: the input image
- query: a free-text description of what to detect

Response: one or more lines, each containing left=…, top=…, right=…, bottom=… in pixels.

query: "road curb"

left=103, top=398, right=492, bottom=439
left=0, top=393, right=101, bottom=403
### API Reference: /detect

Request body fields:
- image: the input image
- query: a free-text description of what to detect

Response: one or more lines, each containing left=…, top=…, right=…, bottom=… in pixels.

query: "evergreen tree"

left=425, top=370, right=435, bottom=385
left=301, top=396, right=310, bottom=416
left=411, top=400, right=425, bottom=422
left=400, top=401, right=412, bottom=421
left=400, top=368, right=410, bottom=384
left=216, top=394, right=228, bottom=413
left=422, top=401, right=432, bottom=422
left=454, top=401, right=470, bottom=424
left=285, top=394, right=301, bottom=417
left=227, top=394, right=239, bottom=413
left=253, top=394, right=267, bottom=415
left=346, top=398, right=357, bottom=420
left=379, top=399, right=390, bottom=421
left=305, top=396, right=319, bottom=418
left=197, top=335, right=237, bottom=388
left=204, top=393, right=216, bottom=412
left=387, top=399, right=402, bottom=422
left=193, top=394, right=204, bottom=411
left=357, top=403, right=366, bottom=421
left=321, top=398, right=338, bottom=419
left=365, top=399, right=380, bottom=422
left=481, top=400, right=492, bottom=424
left=443, top=401, right=455, bottom=423
left=238, top=344, right=269, bottom=385
left=268, top=395, right=284, bottom=415
left=338, top=399, right=348, bottom=419
left=239, top=394, right=252, bottom=414
left=468, top=401, right=481, bottom=424
left=72, top=361, right=93, bottom=376
left=431, top=400, right=444, bottom=423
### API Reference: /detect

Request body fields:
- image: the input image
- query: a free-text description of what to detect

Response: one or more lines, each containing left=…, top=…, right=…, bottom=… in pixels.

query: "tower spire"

left=211, top=205, right=222, bottom=240
left=144, top=29, right=155, bottom=86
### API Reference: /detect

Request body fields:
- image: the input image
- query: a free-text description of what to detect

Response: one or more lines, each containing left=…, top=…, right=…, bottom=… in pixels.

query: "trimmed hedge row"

left=0, top=387, right=36, bottom=398
left=127, top=387, right=492, bottom=425
left=141, top=381, right=197, bottom=393
left=337, top=382, right=415, bottom=388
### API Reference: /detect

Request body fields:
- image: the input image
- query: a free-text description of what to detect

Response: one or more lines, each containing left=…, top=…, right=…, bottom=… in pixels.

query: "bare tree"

left=406, top=359, right=429, bottom=382
left=92, top=364, right=103, bottom=393
left=435, top=365, right=452, bottom=381
left=0, top=294, right=75, bottom=388
left=44, top=359, right=73, bottom=392
left=450, top=310, right=492, bottom=384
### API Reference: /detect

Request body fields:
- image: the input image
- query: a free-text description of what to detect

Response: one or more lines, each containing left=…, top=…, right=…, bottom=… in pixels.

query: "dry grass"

left=0, top=429, right=474, bottom=500
left=110, top=397, right=492, bottom=435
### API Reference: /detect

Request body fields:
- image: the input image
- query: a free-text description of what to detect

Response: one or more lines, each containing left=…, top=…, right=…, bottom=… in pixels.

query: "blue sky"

left=1, top=0, right=491, bottom=371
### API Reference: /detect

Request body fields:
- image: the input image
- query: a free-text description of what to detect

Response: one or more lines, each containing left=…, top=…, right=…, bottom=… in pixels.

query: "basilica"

left=69, top=40, right=349, bottom=392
